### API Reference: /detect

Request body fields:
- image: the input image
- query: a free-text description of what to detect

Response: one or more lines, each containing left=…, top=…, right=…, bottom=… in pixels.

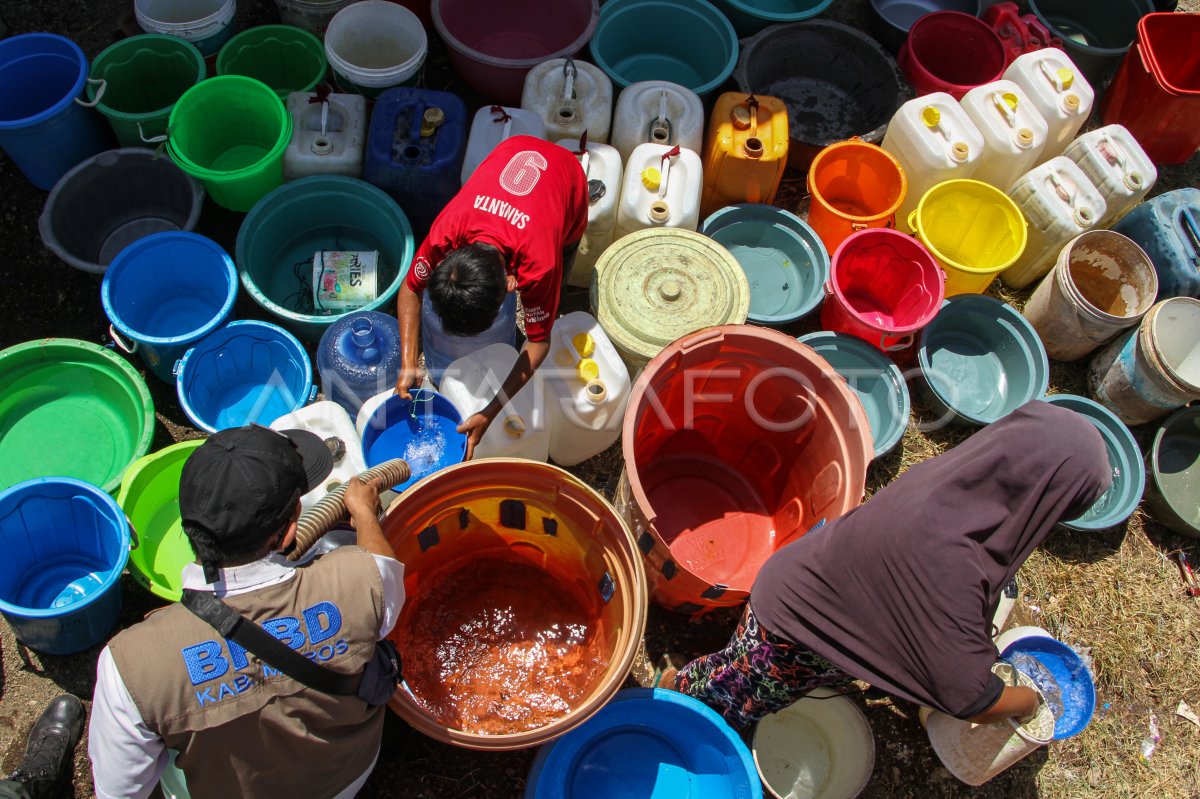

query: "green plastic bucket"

left=215, top=25, right=328, bottom=99
left=236, top=175, right=414, bottom=341
left=166, top=75, right=292, bottom=212
left=117, top=439, right=203, bottom=601
left=88, top=34, right=206, bottom=147
left=0, top=339, right=155, bottom=494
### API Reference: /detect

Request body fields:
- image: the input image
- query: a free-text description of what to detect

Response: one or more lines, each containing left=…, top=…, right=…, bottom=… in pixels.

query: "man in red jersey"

left=394, top=135, right=588, bottom=458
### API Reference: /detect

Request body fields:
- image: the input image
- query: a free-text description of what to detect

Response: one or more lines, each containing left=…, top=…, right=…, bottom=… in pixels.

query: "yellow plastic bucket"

left=908, top=179, right=1027, bottom=297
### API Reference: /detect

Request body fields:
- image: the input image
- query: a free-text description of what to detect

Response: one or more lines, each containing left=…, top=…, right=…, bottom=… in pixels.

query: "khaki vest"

left=109, top=547, right=385, bottom=799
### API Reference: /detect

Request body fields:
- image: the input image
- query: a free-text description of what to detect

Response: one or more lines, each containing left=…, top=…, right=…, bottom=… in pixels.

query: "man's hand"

left=457, top=412, right=494, bottom=461
left=394, top=364, right=421, bottom=400
left=343, top=476, right=380, bottom=525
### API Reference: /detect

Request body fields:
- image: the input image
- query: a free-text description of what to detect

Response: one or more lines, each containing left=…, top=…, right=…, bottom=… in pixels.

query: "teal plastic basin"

left=917, top=295, right=1049, bottom=426
left=799, top=331, right=910, bottom=457
left=702, top=204, right=829, bottom=327
left=1145, top=405, right=1200, bottom=538
left=1041, top=394, right=1145, bottom=531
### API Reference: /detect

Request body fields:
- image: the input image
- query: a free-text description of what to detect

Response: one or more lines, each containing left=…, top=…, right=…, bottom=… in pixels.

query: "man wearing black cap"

left=87, top=426, right=405, bottom=799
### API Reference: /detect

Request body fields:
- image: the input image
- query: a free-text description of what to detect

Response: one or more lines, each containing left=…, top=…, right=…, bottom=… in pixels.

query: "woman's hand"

left=457, top=412, right=494, bottom=461
left=393, top=364, right=421, bottom=400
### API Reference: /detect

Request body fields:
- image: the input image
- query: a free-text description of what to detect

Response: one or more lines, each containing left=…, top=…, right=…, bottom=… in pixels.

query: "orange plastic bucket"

left=615, top=325, right=872, bottom=614
left=806, top=138, right=907, bottom=256
left=382, top=459, right=648, bottom=750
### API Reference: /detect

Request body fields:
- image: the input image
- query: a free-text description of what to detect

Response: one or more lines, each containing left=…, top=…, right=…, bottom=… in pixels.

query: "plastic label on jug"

left=313, top=250, right=379, bottom=311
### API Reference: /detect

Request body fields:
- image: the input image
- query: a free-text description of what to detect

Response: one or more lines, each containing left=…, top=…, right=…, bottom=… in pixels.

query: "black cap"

left=180, top=426, right=327, bottom=558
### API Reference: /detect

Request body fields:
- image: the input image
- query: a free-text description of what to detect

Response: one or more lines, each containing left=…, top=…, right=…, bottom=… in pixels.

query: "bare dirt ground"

left=1, top=1, right=1198, bottom=797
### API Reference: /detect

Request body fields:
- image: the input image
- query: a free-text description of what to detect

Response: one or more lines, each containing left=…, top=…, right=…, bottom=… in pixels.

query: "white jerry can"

left=960, top=80, right=1049, bottom=193
left=1003, top=49, right=1094, bottom=162
left=461, top=104, right=546, bottom=184
left=557, top=136, right=623, bottom=288
left=610, top=79, right=704, bottom=164
left=615, top=142, right=703, bottom=240
left=438, top=343, right=549, bottom=462
left=1062, top=124, right=1156, bottom=229
left=283, top=91, right=368, bottom=180
left=522, top=57, right=614, bottom=143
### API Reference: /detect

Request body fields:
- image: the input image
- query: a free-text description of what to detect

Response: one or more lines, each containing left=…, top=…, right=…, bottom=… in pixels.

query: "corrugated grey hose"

left=288, top=459, right=411, bottom=561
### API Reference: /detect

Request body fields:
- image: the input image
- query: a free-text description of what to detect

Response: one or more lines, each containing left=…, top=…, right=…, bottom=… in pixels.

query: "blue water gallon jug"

left=317, top=311, right=403, bottom=416
left=421, top=290, right=517, bottom=385
left=364, top=87, right=467, bottom=239
left=1112, top=188, right=1200, bottom=303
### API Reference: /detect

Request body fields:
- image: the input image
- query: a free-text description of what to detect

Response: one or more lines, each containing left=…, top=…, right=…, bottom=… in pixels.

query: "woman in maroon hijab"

left=652, top=400, right=1112, bottom=730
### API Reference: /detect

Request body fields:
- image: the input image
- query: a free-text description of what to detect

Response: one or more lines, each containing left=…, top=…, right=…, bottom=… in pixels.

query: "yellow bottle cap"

left=1056, top=68, right=1074, bottom=90
left=1002, top=92, right=1019, bottom=111
left=921, top=105, right=941, bottom=128
left=640, top=167, right=661, bottom=191
left=577, top=358, right=600, bottom=383
left=572, top=332, right=595, bottom=358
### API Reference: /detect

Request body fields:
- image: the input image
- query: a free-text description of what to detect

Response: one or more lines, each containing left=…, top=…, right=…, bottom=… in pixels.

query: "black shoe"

left=7, top=695, right=84, bottom=799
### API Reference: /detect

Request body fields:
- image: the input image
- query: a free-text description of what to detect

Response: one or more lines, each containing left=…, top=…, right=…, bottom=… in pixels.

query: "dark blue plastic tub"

left=102, top=232, right=238, bottom=384
left=525, top=688, right=761, bottom=798
left=0, top=477, right=130, bottom=655
left=360, top=391, right=466, bottom=491
left=175, top=320, right=314, bottom=432
left=0, top=34, right=112, bottom=189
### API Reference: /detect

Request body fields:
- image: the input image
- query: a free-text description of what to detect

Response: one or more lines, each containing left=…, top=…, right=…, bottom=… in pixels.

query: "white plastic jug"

left=522, top=58, right=613, bottom=144
left=270, top=401, right=368, bottom=512
left=542, top=311, right=631, bottom=467
left=283, top=91, right=367, bottom=180
left=1002, top=156, right=1106, bottom=289
left=1063, top=125, right=1156, bottom=229
left=615, top=142, right=703, bottom=240
left=611, top=80, right=705, bottom=165
left=437, top=343, right=549, bottom=461
left=960, top=81, right=1049, bottom=193
left=557, top=136, right=623, bottom=288
left=460, top=105, right=547, bottom=184
left=1003, top=49, right=1094, bottom=162
left=883, top=93, right=985, bottom=231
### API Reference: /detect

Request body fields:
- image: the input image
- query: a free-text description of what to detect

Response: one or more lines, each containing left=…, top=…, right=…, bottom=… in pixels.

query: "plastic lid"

left=572, top=332, right=595, bottom=358
left=421, top=107, right=445, bottom=137
left=921, top=105, right=941, bottom=128
left=731, top=105, right=752, bottom=130
left=593, top=229, right=749, bottom=362
left=1056, top=67, right=1074, bottom=90
left=577, top=358, right=600, bottom=383
left=640, top=167, right=661, bottom=191
left=1001, top=92, right=1019, bottom=111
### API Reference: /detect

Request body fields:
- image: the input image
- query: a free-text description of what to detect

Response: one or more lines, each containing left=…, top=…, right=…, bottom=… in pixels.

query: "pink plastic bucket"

left=898, top=11, right=1007, bottom=100
left=821, top=228, right=946, bottom=352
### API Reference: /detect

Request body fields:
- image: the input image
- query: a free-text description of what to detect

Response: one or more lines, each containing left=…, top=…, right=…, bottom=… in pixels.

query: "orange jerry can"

left=699, top=92, right=789, bottom=220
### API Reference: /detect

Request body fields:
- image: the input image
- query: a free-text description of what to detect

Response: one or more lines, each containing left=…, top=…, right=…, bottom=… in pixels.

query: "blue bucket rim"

left=1040, top=393, right=1146, bottom=531
left=235, top=174, right=415, bottom=329
left=102, top=231, right=238, bottom=348
left=701, top=203, right=830, bottom=325
left=917, top=294, right=1050, bottom=425
left=0, top=33, right=88, bottom=130
left=360, top=391, right=467, bottom=490
left=0, top=476, right=131, bottom=619
left=798, top=331, right=911, bottom=457
left=999, top=634, right=1096, bottom=740
left=525, top=687, right=761, bottom=797
left=592, top=0, right=739, bottom=96
left=175, top=319, right=313, bottom=433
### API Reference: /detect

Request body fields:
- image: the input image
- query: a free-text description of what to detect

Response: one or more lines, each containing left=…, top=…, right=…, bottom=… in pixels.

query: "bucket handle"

left=879, top=332, right=914, bottom=352
left=109, top=325, right=139, bottom=354
left=907, top=211, right=919, bottom=233
left=173, top=358, right=184, bottom=377
left=307, top=385, right=318, bottom=404
left=1177, top=208, right=1200, bottom=265
left=76, top=78, right=106, bottom=108
left=125, top=515, right=140, bottom=550
left=137, top=121, right=168, bottom=145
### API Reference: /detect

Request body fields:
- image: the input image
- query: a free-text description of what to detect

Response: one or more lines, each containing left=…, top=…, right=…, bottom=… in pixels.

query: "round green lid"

left=591, top=228, right=750, bottom=364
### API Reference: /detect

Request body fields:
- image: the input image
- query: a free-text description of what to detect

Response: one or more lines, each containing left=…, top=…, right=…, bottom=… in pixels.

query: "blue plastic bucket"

left=701, top=204, right=829, bottom=327
left=175, top=320, right=315, bottom=432
left=526, top=687, right=761, bottom=798
left=360, top=391, right=466, bottom=491
left=102, top=232, right=238, bottom=384
left=590, top=0, right=739, bottom=97
left=0, top=477, right=130, bottom=655
left=1041, top=394, right=1145, bottom=531
left=1000, top=634, right=1096, bottom=740
left=0, top=34, right=113, bottom=190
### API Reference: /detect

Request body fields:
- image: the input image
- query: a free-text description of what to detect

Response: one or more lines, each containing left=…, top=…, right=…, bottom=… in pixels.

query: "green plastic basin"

left=1145, top=405, right=1200, bottom=538
left=0, top=339, right=155, bottom=493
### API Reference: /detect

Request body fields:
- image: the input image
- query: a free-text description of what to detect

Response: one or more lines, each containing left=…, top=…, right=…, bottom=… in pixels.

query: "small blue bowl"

left=360, top=390, right=467, bottom=492
left=1041, top=394, right=1145, bottom=531
left=526, top=688, right=760, bottom=798
left=1000, top=634, right=1096, bottom=740
left=799, top=331, right=910, bottom=457
left=702, top=204, right=829, bottom=327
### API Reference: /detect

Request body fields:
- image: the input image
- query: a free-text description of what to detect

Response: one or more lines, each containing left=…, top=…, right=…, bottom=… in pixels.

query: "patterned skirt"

left=674, top=603, right=852, bottom=730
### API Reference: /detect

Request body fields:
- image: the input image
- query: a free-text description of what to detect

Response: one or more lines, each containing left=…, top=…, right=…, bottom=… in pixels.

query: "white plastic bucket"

left=752, top=687, right=875, bottom=799
left=135, top=0, right=236, bottom=56
left=325, top=0, right=428, bottom=96
left=275, top=0, right=354, bottom=36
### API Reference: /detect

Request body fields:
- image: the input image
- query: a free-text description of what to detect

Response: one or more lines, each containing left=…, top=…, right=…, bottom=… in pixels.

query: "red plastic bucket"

left=615, top=325, right=873, bottom=614
left=898, top=11, right=1008, bottom=100
left=1101, top=13, right=1200, bottom=165
left=821, top=229, right=946, bottom=353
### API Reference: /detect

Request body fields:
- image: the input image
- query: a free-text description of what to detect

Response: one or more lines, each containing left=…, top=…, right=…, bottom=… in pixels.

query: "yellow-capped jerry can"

left=699, top=92, right=789, bottom=220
